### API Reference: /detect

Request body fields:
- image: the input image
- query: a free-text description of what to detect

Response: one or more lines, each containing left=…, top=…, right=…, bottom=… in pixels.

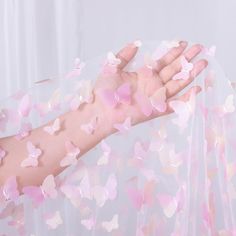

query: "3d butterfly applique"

left=97, top=139, right=112, bottom=166
left=101, top=52, right=121, bottom=76
left=113, top=116, right=132, bottom=134
left=0, top=176, right=20, bottom=202
left=43, top=118, right=61, bottom=135
left=20, top=141, right=42, bottom=168
left=92, top=173, right=117, bottom=207
left=80, top=116, right=98, bottom=135
left=15, top=122, right=32, bottom=140
left=66, top=57, right=86, bottom=79
left=99, top=82, right=131, bottom=108
left=172, top=56, right=193, bottom=81
left=216, top=94, right=235, bottom=116
left=44, top=210, right=63, bottom=230
left=0, top=109, right=8, bottom=132
left=22, top=174, right=58, bottom=207
left=0, top=147, right=6, bottom=165
left=60, top=140, right=80, bottom=167
left=18, top=93, right=32, bottom=118
left=81, top=216, right=96, bottom=231
left=134, top=86, right=167, bottom=117
left=204, top=70, right=215, bottom=91
left=202, top=45, right=216, bottom=57
left=101, top=214, right=119, bottom=233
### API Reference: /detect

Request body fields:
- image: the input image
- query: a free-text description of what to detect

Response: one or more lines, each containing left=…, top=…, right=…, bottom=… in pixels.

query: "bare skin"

left=0, top=41, right=208, bottom=192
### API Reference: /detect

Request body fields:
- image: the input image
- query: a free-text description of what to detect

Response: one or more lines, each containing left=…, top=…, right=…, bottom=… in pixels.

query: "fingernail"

left=180, top=41, right=187, bottom=47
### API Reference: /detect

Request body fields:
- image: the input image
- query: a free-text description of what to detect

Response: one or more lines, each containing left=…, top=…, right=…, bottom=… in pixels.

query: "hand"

left=93, top=41, right=208, bottom=134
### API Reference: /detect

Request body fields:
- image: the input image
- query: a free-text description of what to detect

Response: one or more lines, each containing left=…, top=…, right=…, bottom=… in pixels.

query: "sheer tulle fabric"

left=0, top=40, right=236, bottom=236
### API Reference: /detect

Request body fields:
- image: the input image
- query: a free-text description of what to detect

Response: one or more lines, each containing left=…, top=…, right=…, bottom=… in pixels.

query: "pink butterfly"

left=0, top=147, right=6, bottom=165
left=101, top=52, right=121, bottom=76
left=66, top=58, right=85, bottom=79
left=0, top=176, right=19, bottom=201
left=169, top=92, right=196, bottom=129
left=60, top=140, right=80, bottom=167
left=113, top=117, right=132, bottom=133
left=133, top=141, right=149, bottom=160
left=202, top=45, right=216, bottom=57
left=97, top=139, right=112, bottom=165
left=43, top=118, right=61, bottom=135
left=22, top=174, right=57, bottom=206
left=101, top=214, right=119, bottom=233
left=18, top=94, right=32, bottom=117
left=204, top=70, right=215, bottom=91
left=92, top=174, right=117, bottom=207
left=81, top=216, right=96, bottom=230
left=99, top=82, right=131, bottom=108
left=0, top=109, right=8, bottom=132
left=15, top=122, right=32, bottom=140
left=135, top=87, right=167, bottom=117
left=80, top=116, right=98, bottom=135
left=21, top=141, right=42, bottom=168
left=157, top=194, right=178, bottom=218
left=45, top=210, right=63, bottom=229
left=172, top=56, right=193, bottom=80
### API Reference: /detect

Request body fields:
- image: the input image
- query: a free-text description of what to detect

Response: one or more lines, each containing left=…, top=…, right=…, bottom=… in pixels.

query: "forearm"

left=0, top=100, right=112, bottom=192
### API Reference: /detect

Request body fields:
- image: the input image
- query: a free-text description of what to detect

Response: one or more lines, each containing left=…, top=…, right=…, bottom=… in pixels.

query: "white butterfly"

left=101, top=214, right=119, bottom=233
left=97, top=140, right=111, bottom=166
left=45, top=211, right=63, bottom=229
left=43, top=118, right=61, bottom=135
left=80, top=116, right=98, bottom=135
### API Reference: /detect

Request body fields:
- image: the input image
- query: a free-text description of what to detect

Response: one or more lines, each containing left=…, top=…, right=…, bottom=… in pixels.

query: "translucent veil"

left=0, top=40, right=236, bottom=236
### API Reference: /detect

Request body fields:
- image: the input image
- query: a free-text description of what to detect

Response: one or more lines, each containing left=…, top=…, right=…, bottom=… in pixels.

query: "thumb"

left=116, top=40, right=141, bottom=70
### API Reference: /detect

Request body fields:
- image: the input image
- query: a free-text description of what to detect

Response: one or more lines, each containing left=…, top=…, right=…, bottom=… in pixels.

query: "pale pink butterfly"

left=204, top=70, right=215, bottom=91
left=221, top=94, right=235, bottom=115
left=101, top=52, right=121, bottom=75
left=133, top=141, right=149, bottom=160
left=92, top=174, right=117, bottom=207
left=60, top=184, right=82, bottom=207
left=15, top=122, right=32, bottom=140
left=20, top=141, right=42, bottom=168
left=60, top=140, right=80, bottom=167
left=66, top=58, right=85, bottom=79
left=99, top=82, right=131, bottom=108
left=101, top=214, right=119, bottom=233
left=97, top=139, right=112, bottom=166
left=169, top=91, right=196, bottom=129
left=22, top=174, right=57, bottom=206
left=0, top=109, right=8, bottom=132
left=0, top=176, right=19, bottom=201
left=81, top=216, right=96, bottom=230
left=45, top=210, right=63, bottom=229
left=113, top=116, right=132, bottom=133
left=0, top=147, right=6, bottom=165
left=202, top=45, right=216, bottom=57
left=18, top=93, right=32, bottom=117
left=80, top=116, right=98, bottom=135
left=172, top=56, right=193, bottom=81
left=43, top=118, right=61, bottom=135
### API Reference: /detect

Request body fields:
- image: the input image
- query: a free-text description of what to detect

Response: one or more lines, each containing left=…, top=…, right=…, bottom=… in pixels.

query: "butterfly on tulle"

left=20, top=141, right=42, bottom=168
left=66, top=58, right=86, bottom=79
left=215, top=94, right=235, bottom=116
left=169, top=92, right=196, bottom=129
left=15, top=122, right=32, bottom=140
left=0, top=147, right=6, bottom=165
left=202, top=45, right=216, bottom=57
left=43, top=118, right=61, bottom=135
left=101, top=214, right=119, bottom=233
left=172, top=56, right=193, bottom=81
left=0, top=176, right=19, bottom=202
left=101, top=52, right=121, bottom=76
left=81, top=216, right=96, bottom=231
left=99, top=82, right=131, bottom=108
left=134, top=86, right=167, bottom=117
left=113, top=117, right=132, bottom=133
left=22, top=174, right=58, bottom=206
left=97, top=139, right=112, bottom=166
left=80, top=116, right=98, bottom=135
left=18, top=94, right=32, bottom=118
left=60, top=140, right=80, bottom=167
left=44, top=211, right=63, bottom=230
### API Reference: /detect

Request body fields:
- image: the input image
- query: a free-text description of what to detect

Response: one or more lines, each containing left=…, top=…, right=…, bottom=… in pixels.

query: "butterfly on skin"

left=134, top=87, right=167, bottom=117
left=81, top=216, right=96, bottom=231
left=101, top=52, right=121, bottom=76
left=101, top=214, right=119, bottom=233
left=113, top=116, right=132, bottom=134
left=98, top=82, right=131, bottom=108
left=97, top=139, right=112, bottom=166
left=43, top=118, right=61, bottom=135
left=60, top=140, right=80, bottom=167
left=22, top=174, right=58, bottom=207
left=0, top=147, right=6, bottom=165
left=44, top=210, right=63, bottom=230
left=172, top=56, right=193, bottom=81
left=20, top=141, right=42, bottom=168
left=92, top=174, right=117, bottom=207
left=80, top=116, right=98, bottom=135
left=0, top=176, right=20, bottom=202
left=15, top=122, right=32, bottom=140
left=66, top=58, right=86, bottom=79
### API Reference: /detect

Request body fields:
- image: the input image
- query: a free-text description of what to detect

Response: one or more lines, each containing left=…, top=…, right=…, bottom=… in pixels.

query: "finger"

left=116, top=41, right=140, bottom=71
left=159, top=44, right=203, bottom=84
left=165, top=59, right=208, bottom=98
left=154, top=41, right=188, bottom=73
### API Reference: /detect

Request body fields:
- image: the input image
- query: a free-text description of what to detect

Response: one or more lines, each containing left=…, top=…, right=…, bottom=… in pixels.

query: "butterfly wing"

left=150, top=87, right=167, bottom=112
left=41, top=175, right=57, bottom=199
left=116, top=82, right=131, bottom=105
left=2, top=176, right=19, bottom=201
